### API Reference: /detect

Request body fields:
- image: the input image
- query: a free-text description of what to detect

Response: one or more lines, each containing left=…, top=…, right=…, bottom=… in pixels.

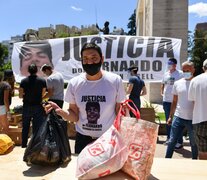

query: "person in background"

left=41, top=64, right=64, bottom=108
left=0, top=72, right=11, bottom=134
left=4, top=70, right=15, bottom=97
left=45, top=42, right=126, bottom=154
left=19, top=64, right=47, bottom=148
left=126, top=65, right=147, bottom=116
left=3, top=70, right=14, bottom=108
left=188, top=59, right=207, bottom=160
left=96, top=21, right=110, bottom=35
left=165, top=61, right=198, bottom=159
left=161, top=57, right=183, bottom=148
left=19, top=41, right=53, bottom=77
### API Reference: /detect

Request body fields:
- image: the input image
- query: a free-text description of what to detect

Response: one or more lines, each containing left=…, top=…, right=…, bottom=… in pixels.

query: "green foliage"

left=142, top=100, right=158, bottom=112
left=0, top=61, right=12, bottom=72
left=82, top=30, right=99, bottom=35
left=0, top=43, right=9, bottom=66
left=56, top=32, right=70, bottom=38
left=190, top=30, right=207, bottom=76
left=0, top=71, right=3, bottom=80
left=127, top=9, right=136, bottom=35
left=156, top=112, right=165, bottom=122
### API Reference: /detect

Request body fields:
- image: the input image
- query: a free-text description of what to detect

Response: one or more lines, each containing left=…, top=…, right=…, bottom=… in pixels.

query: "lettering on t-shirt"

left=82, top=124, right=102, bottom=131
left=81, top=95, right=106, bottom=102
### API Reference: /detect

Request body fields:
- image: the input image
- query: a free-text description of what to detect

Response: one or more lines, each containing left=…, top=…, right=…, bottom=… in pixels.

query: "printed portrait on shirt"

left=165, top=76, right=175, bottom=85
left=85, top=101, right=100, bottom=124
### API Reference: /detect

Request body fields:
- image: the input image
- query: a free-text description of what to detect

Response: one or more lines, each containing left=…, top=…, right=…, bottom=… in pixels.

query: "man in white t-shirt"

left=45, top=42, right=126, bottom=154
left=165, top=61, right=198, bottom=159
left=188, top=59, right=207, bottom=160
left=161, top=58, right=183, bottom=146
left=41, top=64, right=64, bottom=108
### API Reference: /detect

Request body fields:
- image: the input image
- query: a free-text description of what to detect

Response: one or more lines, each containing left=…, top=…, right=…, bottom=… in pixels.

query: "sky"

left=0, top=0, right=207, bottom=42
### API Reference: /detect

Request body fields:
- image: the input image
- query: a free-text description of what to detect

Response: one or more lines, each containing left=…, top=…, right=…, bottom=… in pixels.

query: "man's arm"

left=4, top=89, right=10, bottom=112
left=42, top=88, right=53, bottom=100
left=66, top=103, right=79, bottom=122
left=18, top=87, right=24, bottom=99
left=161, top=84, right=164, bottom=96
left=126, top=83, right=133, bottom=95
left=167, top=95, right=178, bottom=125
left=140, top=86, right=147, bottom=96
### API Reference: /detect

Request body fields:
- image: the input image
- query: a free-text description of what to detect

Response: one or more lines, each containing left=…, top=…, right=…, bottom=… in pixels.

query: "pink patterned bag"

left=76, top=121, right=128, bottom=179
left=115, top=99, right=159, bottom=180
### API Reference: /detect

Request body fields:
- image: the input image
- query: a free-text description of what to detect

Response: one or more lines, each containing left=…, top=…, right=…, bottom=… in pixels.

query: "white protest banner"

left=11, top=35, right=182, bottom=82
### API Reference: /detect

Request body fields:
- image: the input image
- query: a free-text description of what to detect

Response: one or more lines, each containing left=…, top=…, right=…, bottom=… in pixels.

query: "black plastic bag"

left=23, top=110, right=71, bottom=166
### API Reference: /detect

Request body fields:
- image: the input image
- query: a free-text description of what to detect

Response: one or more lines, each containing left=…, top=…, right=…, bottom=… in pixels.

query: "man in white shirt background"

left=188, top=59, right=207, bottom=160
left=161, top=58, right=183, bottom=148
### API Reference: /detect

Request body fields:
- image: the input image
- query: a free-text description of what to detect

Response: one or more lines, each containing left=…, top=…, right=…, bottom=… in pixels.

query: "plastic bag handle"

left=114, top=99, right=141, bottom=130
left=122, top=99, right=140, bottom=119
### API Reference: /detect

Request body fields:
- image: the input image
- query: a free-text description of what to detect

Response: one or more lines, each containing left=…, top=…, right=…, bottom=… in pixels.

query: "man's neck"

left=86, top=71, right=103, bottom=81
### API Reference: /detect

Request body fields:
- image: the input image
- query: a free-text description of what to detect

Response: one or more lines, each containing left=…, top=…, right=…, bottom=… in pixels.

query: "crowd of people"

left=0, top=41, right=207, bottom=160
left=162, top=58, right=207, bottom=160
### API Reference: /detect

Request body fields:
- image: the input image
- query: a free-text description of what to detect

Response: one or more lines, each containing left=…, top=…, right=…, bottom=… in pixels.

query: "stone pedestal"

left=145, top=82, right=162, bottom=104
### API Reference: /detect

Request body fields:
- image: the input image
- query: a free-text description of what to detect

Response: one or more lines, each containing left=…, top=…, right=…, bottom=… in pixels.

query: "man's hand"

left=167, top=117, right=173, bottom=125
left=43, top=101, right=61, bottom=114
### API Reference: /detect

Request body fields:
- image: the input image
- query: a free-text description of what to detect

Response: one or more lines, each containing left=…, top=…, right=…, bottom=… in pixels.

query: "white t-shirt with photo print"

left=64, top=71, right=126, bottom=138
left=162, top=69, right=183, bottom=102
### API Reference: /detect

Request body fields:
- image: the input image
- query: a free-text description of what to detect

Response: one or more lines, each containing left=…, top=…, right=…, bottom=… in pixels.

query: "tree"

left=0, top=61, right=12, bottom=72
left=190, top=30, right=207, bottom=76
left=127, top=9, right=136, bottom=35
left=0, top=43, right=8, bottom=66
left=188, top=31, right=193, bottom=58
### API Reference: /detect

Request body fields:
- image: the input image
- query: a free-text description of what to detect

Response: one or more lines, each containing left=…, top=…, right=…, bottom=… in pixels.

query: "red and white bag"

left=76, top=122, right=128, bottom=179
left=115, top=99, right=159, bottom=180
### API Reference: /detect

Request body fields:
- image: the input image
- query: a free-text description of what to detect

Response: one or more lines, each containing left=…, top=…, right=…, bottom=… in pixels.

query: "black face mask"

left=82, top=61, right=102, bottom=76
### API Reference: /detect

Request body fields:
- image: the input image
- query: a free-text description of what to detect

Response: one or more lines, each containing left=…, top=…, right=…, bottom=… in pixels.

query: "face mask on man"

left=82, top=61, right=102, bottom=76
left=167, top=65, right=173, bottom=70
left=183, top=72, right=192, bottom=80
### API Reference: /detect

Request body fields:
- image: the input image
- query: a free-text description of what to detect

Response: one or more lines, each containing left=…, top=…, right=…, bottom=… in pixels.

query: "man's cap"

left=168, top=58, right=177, bottom=65
left=203, top=59, right=207, bottom=67
left=128, top=65, right=138, bottom=71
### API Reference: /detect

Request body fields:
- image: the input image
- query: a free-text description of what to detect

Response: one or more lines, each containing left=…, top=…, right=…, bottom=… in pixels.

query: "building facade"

left=136, top=0, right=188, bottom=103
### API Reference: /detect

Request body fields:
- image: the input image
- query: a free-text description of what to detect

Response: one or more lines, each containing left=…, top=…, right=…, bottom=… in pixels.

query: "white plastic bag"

left=76, top=125, right=128, bottom=179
